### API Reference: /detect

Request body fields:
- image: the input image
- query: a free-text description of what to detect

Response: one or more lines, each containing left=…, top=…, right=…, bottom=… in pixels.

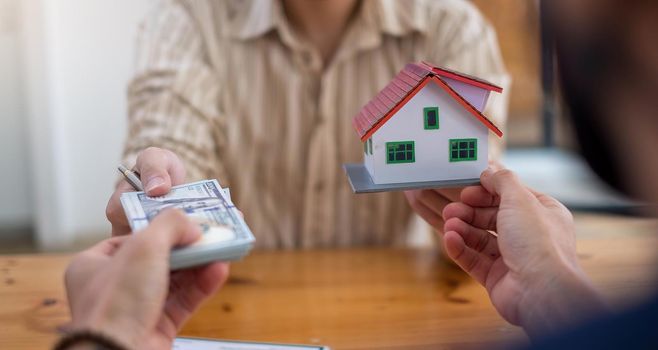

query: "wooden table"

left=1, top=214, right=657, bottom=349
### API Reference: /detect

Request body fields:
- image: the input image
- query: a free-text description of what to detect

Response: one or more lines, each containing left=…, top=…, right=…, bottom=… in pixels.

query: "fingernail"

left=482, top=168, right=493, bottom=177
left=145, top=176, right=165, bottom=192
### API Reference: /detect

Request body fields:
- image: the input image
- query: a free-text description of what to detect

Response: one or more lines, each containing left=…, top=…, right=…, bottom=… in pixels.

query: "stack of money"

left=120, top=179, right=255, bottom=270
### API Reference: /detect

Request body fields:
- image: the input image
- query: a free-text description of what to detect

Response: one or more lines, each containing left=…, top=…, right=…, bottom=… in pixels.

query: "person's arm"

left=107, top=2, right=229, bottom=236
left=124, top=1, right=228, bottom=182
left=57, top=210, right=229, bottom=350
left=442, top=168, right=608, bottom=338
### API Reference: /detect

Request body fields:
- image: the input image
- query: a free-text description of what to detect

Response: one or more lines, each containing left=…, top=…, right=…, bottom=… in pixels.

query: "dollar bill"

left=120, top=179, right=255, bottom=269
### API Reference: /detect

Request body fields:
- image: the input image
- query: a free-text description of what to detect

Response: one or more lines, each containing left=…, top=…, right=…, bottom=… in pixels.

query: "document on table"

left=173, top=337, right=330, bottom=350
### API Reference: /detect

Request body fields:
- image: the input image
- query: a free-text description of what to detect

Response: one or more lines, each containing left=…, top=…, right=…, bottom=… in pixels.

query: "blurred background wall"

left=472, top=0, right=543, bottom=146
left=0, top=0, right=155, bottom=250
left=0, top=0, right=31, bottom=234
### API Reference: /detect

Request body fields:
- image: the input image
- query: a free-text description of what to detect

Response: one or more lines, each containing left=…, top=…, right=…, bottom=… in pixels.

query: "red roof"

left=352, top=62, right=503, bottom=142
left=427, top=62, right=503, bottom=93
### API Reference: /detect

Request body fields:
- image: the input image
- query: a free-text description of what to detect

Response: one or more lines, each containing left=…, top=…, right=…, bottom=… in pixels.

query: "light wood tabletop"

left=1, top=213, right=657, bottom=350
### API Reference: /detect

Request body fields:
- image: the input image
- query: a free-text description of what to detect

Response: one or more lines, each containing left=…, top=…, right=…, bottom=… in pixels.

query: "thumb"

left=140, top=209, right=202, bottom=251
left=480, top=168, right=530, bottom=201
left=135, top=147, right=185, bottom=196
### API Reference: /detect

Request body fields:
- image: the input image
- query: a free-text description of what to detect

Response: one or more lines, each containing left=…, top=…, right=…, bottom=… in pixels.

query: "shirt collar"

left=226, top=0, right=428, bottom=41
left=226, top=0, right=278, bottom=40
left=373, top=0, right=428, bottom=37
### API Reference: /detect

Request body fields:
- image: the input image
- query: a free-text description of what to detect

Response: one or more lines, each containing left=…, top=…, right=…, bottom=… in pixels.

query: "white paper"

left=173, top=338, right=328, bottom=350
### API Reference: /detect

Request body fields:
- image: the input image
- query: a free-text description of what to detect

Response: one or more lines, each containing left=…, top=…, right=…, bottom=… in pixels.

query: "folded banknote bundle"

left=120, top=179, right=255, bottom=270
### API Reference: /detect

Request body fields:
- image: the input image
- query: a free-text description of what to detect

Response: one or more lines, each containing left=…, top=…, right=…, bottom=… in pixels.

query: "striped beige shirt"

left=123, top=0, right=509, bottom=249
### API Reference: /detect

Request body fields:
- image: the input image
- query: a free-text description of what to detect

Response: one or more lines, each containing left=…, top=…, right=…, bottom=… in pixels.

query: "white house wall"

left=364, top=140, right=374, bottom=175
left=371, top=81, right=489, bottom=184
left=441, top=76, right=490, bottom=112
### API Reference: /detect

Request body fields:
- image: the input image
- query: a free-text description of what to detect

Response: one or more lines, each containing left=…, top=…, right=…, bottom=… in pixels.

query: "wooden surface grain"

left=1, top=213, right=657, bottom=350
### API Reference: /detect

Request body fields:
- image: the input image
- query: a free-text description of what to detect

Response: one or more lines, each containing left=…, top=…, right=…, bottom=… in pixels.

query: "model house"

left=344, top=62, right=503, bottom=193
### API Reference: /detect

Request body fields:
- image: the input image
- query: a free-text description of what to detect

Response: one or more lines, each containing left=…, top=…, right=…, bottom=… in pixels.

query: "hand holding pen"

left=106, top=147, right=187, bottom=236
left=117, top=165, right=144, bottom=191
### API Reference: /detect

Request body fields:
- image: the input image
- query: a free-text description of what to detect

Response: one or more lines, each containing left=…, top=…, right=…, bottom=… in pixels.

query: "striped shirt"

left=122, top=0, right=510, bottom=249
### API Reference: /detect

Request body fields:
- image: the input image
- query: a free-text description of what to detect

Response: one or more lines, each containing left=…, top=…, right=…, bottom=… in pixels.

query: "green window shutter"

left=364, top=141, right=367, bottom=154
left=386, top=141, right=415, bottom=164
left=449, top=138, right=477, bottom=162
left=424, top=107, right=439, bottom=130
left=368, top=138, right=373, bottom=154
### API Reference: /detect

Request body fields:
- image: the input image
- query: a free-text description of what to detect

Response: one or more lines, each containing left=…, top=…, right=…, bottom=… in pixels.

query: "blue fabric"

left=528, top=295, right=658, bottom=349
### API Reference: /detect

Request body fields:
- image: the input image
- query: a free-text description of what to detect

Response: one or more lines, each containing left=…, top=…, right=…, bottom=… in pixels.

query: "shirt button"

left=314, top=182, right=324, bottom=192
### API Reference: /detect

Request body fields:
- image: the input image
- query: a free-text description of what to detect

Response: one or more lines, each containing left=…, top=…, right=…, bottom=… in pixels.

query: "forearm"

left=123, top=88, right=228, bottom=184
left=519, top=261, right=609, bottom=339
left=125, top=0, right=227, bottom=185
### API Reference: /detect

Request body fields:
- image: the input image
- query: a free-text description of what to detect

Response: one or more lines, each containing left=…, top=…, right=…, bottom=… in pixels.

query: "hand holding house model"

left=343, top=62, right=504, bottom=193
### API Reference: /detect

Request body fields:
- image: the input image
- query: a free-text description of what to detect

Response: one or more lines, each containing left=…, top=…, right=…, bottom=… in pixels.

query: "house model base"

left=343, top=163, right=480, bottom=193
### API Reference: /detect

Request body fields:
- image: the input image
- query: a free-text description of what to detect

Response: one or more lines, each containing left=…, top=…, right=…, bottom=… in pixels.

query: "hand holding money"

left=120, top=179, right=255, bottom=269
left=106, top=147, right=186, bottom=236
left=65, top=210, right=229, bottom=350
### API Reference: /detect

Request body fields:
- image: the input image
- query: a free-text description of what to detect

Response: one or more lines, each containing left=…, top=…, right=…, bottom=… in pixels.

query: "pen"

left=117, top=164, right=144, bottom=191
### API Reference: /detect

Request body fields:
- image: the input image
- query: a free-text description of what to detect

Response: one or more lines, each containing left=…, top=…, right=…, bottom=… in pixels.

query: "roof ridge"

left=420, top=61, right=503, bottom=92
left=431, top=76, right=502, bottom=137
left=352, top=62, right=503, bottom=141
